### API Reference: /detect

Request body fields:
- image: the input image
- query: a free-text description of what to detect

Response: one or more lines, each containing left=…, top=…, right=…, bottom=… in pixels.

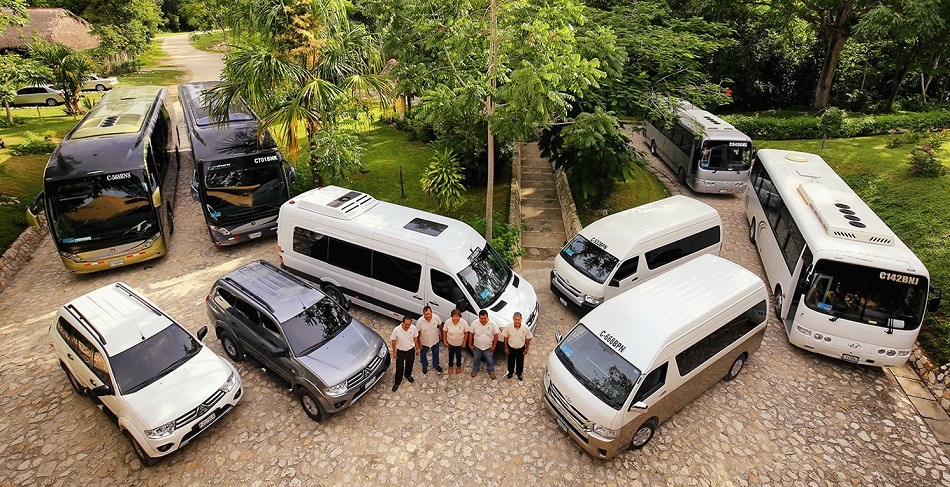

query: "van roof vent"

left=100, top=115, right=120, bottom=127
left=797, top=184, right=894, bottom=246
left=296, top=186, right=379, bottom=220
left=404, top=218, right=448, bottom=236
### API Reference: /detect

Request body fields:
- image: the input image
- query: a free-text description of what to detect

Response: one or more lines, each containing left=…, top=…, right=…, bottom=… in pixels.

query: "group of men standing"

left=390, top=306, right=533, bottom=392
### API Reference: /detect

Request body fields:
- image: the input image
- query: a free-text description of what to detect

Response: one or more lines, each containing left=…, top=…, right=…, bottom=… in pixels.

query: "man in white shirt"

left=390, top=316, right=420, bottom=392
left=503, top=311, right=532, bottom=381
left=469, top=309, right=499, bottom=379
left=417, top=306, right=443, bottom=374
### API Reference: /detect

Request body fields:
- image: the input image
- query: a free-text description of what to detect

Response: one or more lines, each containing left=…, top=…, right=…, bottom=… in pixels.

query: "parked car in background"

left=82, top=74, right=119, bottom=91
left=51, top=282, right=243, bottom=467
left=12, top=85, right=65, bottom=106
left=206, top=260, right=390, bottom=422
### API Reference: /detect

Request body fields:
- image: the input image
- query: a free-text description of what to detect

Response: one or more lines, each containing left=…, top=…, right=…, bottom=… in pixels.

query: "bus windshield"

left=458, top=243, right=512, bottom=308
left=47, top=171, right=159, bottom=253
left=559, top=234, right=619, bottom=284
left=203, top=159, right=284, bottom=223
left=700, top=141, right=752, bottom=171
left=803, top=260, right=929, bottom=331
left=555, top=324, right=641, bottom=410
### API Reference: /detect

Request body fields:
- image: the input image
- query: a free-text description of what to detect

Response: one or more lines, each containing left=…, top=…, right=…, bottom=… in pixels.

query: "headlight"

left=583, top=294, right=603, bottom=305
left=210, top=225, right=232, bottom=236
left=219, top=372, right=237, bottom=393
left=325, top=382, right=347, bottom=397
left=145, top=420, right=176, bottom=439
left=377, top=343, right=388, bottom=359
left=142, top=233, right=160, bottom=249
left=590, top=422, right=621, bottom=439
left=62, top=252, right=85, bottom=263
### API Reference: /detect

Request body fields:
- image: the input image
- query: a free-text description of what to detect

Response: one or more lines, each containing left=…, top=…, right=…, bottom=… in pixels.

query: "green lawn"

left=575, top=164, right=670, bottom=225
left=191, top=31, right=228, bottom=53
left=758, top=136, right=950, bottom=363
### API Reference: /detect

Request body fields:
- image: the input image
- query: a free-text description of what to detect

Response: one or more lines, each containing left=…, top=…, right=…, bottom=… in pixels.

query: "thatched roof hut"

left=0, top=8, right=99, bottom=52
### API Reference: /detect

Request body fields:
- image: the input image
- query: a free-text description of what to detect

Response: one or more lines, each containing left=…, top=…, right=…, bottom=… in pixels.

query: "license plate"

left=109, top=260, right=124, bottom=267
left=198, top=412, right=216, bottom=429
left=558, top=297, right=567, bottom=307
left=249, top=232, right=262, bottom=239
left=556, top=417, right=568, bottom=433
left=841, top=353, right=859, bottom=363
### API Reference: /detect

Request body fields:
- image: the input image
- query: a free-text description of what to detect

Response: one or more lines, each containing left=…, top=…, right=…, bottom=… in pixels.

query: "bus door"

left=787, top=247, right=813, bottom=331
left=146, top=144, right=174, bottom=235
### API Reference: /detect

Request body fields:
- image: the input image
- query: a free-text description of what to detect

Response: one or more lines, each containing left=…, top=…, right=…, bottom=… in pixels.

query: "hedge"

left=724, top=110, right=950, bottom=140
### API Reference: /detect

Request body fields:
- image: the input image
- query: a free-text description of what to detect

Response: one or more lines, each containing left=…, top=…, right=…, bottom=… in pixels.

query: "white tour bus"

left=643, top=101, right=753, bottom=194
left=277, top=186, right=539, bottom=332
left=551, top=195, right=721, bottom=313
left=746, top=149, right=941, bottom=366
left=544, top=254, right=768, bottom=459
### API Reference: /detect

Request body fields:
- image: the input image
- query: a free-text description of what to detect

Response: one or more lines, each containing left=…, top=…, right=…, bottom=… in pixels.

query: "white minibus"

left=551, top=195, right=721, bottom=313
left=543, top=254, right=768, bottom=459
left=277, top=186, right=539, bottom=332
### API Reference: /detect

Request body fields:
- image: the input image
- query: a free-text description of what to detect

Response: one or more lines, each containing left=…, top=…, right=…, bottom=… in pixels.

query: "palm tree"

left=206, top=0, right=392, bottom=187
left=29, top=42, right=97, bottom=115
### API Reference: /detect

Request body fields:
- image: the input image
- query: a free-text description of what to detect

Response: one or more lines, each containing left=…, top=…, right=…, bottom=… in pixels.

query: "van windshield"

left=555, top=324, right=641, bottom=410
left=111, top=324, right=201, bottom=395
left=203, top=159, right=285, bottom=223
left=559, top=234, right=619, bottom=284
left=281, top=298, right=352, bottom=356
left=458, top=243, right=512, bottom=308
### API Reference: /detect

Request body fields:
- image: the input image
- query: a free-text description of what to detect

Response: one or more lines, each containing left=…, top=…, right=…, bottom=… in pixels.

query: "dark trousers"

left=448, top=345, right=463, bottom=367
left=507, top=346, right=525, bottom=376
left=394, top=348, right=414, bottom=385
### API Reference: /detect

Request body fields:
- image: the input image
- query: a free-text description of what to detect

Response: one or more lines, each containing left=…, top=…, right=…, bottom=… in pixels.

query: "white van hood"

left=545, top=352, right=622, bottom=430
left=553, top=253, right=604, bottom=299
left=124, top=348, right=233, bottom=428
left=489, top=271, right=539, bottom=331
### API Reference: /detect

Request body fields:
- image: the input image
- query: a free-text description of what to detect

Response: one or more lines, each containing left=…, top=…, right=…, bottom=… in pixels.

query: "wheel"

left=298, top=388, right=327, bottom=422
left=725, top=354, right=746, bottom=381
left=773, top=285, right=784, bottom=319
left=60, top=362, right=85, bottom=395
left=677, top=167, right=686, bottom=184
left=629, top=419, right=657, bottom=450
left=95, top=84, right=106, bottom=92
left=650, top=140, right=658, bottom=156
left=322, top=284, right=347, bottom=309
left=45, top=98, right=58, bottom=106
left=220, top=332, right=245, bottom=362
left=748, top=218, right=757, bottom=244
left=125, top=431, right=158, bottom=467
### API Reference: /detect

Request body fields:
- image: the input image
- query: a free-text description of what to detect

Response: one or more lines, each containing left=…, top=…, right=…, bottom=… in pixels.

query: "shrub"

left=725, top=109, right=950, bottom=140
left=819, top=107, right=844, bottom=148
left=471, top=212, right=524, bottom=266
left=0, top=116, right=25, bottom=128
left=885, top=137, right=903, bottom=149
left=420, top=148, right=466, bottom=211
left=907, top=144, right=947, bottom=177
left=11, top=132, right=57, bottom=155
left=308, top=126, right=364, bottom=186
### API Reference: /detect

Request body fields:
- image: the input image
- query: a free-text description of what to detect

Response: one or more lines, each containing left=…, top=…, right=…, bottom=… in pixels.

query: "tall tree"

left=0, top=54, right=50, bottom=123
left=29, top=42, right=96, bottom=115
left=208, top=0, right=391, bottom=186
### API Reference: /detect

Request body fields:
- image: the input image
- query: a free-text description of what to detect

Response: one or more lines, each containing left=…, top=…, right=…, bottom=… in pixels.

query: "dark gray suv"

left=205, top=260, right=390, bottom=421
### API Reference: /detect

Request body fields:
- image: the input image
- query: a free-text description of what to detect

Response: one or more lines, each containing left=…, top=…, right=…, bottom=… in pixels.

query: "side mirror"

left=270, top=346, right=288, bottom=358
left=91, top=384, right=113, bottom=397
left=26, top=192, right=45, bottom=229
left=631, top=401, right=648, bottom=411
left=455, top=299, right=472, bottom=314
left=608, top=278, right=620, bottom=288
left=190, top=170, right=199, bottom=202
left=555, top=331, right=563, bottom=343
left=286, top=164, right=297, bottom=186
left=929, top=287, right=942, bottom=312
left=196, top=326, right=208, bottom=341
left=151, top=188, right=161, bottom=208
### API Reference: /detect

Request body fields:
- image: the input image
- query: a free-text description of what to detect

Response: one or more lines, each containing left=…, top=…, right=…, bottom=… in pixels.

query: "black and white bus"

left=179, top=82, right=295, bottom=246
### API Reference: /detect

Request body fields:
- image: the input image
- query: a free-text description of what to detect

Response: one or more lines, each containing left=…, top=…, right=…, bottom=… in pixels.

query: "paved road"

left=0, top=37, right=947, bottom=486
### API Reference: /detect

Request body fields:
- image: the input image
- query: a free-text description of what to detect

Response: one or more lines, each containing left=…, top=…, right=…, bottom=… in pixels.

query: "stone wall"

left=510, top=144, right=523, bottom=271
left=0, top=227, right=46, bottom=296
left=908, top=344, right=950, bottom=414
left=552, top=167, right=583, bottom=240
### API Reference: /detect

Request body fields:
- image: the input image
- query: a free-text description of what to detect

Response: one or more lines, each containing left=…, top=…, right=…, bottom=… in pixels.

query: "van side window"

left=373, top=251, right=422, bottom=292
left=234, top=299, right=261, bottom=324
left=613, top=257, right=639, bottom=283
left=631, top=362, right=667, bottom=405
left=215, top=288, right=237, bottom=309
left=91, top=349, right=111, bottom=385
left=293, top=227, right=329, bottom=261
left=74, top=332, right=97, bottom=370
left=675, top=299, right=768, bottom=376
left=56, top=317, right=78, bottom=349
left=261, top=316, right=283, bottom=348
left=645, top=226, right=720, bottom=270
left=328, top=238, right=372, bottom=276
left=431, top=269, right=468, bottom=307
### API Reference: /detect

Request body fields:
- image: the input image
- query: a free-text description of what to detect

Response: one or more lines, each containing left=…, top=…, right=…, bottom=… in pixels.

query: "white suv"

left=51, top=282, right=243, bottom=466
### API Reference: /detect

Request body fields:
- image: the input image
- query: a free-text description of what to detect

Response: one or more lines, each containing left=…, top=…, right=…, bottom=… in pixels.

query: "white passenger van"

left=551, top=195, right=721, bottom=313
left=277, top=186, right=539, bottom=332
left=543, top=254, right=768, bottom=459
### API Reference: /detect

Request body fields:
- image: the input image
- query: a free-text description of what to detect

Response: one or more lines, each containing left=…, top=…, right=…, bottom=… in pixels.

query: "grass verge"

left=575, top=164, right=670, bottom=226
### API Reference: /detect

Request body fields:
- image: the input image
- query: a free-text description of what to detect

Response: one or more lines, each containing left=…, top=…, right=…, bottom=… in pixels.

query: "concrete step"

left=521, top=198, right=559, bottom=209
left=522, top=232, right=566, bottom=249
left=521, top=207, right=563, bottom=221
left=520, top=259, right=553, bottom=272
left=521, top=188, right=558, bottom=199
left=523, top=218, right=565, bottom=234
left=523, top=173, right=556, bottom=184
left=523, top=246, right=560, bottom=261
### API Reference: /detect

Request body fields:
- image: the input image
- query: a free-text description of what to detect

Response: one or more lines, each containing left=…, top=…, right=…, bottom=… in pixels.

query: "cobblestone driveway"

left=0, top=39, right=948, bottom=485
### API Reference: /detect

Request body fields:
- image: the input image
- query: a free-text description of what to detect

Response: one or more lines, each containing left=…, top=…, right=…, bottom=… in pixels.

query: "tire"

left=650, top=140, right=658, bottom=156
left=125, top=431, right=158, bottom=467
left=629, top=419, right=657, bottom=450
left=95, top=84, right=106, bottom=92
left=773, top=285, right=784, bottom=319
left=677, top=167, right=686, bottom=185
left=220, top=332, right=245, bottom=362
left=298, top=388, right=327, bottom=422
left=749, top=218, right=757, bottom=244
left=322, top=284, right=347, bottom=309
left=60, top=362, right=85, bottom=395
left=725, top=354, right=747, bottom=381
left=45, top=98, right=58, bottom=106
